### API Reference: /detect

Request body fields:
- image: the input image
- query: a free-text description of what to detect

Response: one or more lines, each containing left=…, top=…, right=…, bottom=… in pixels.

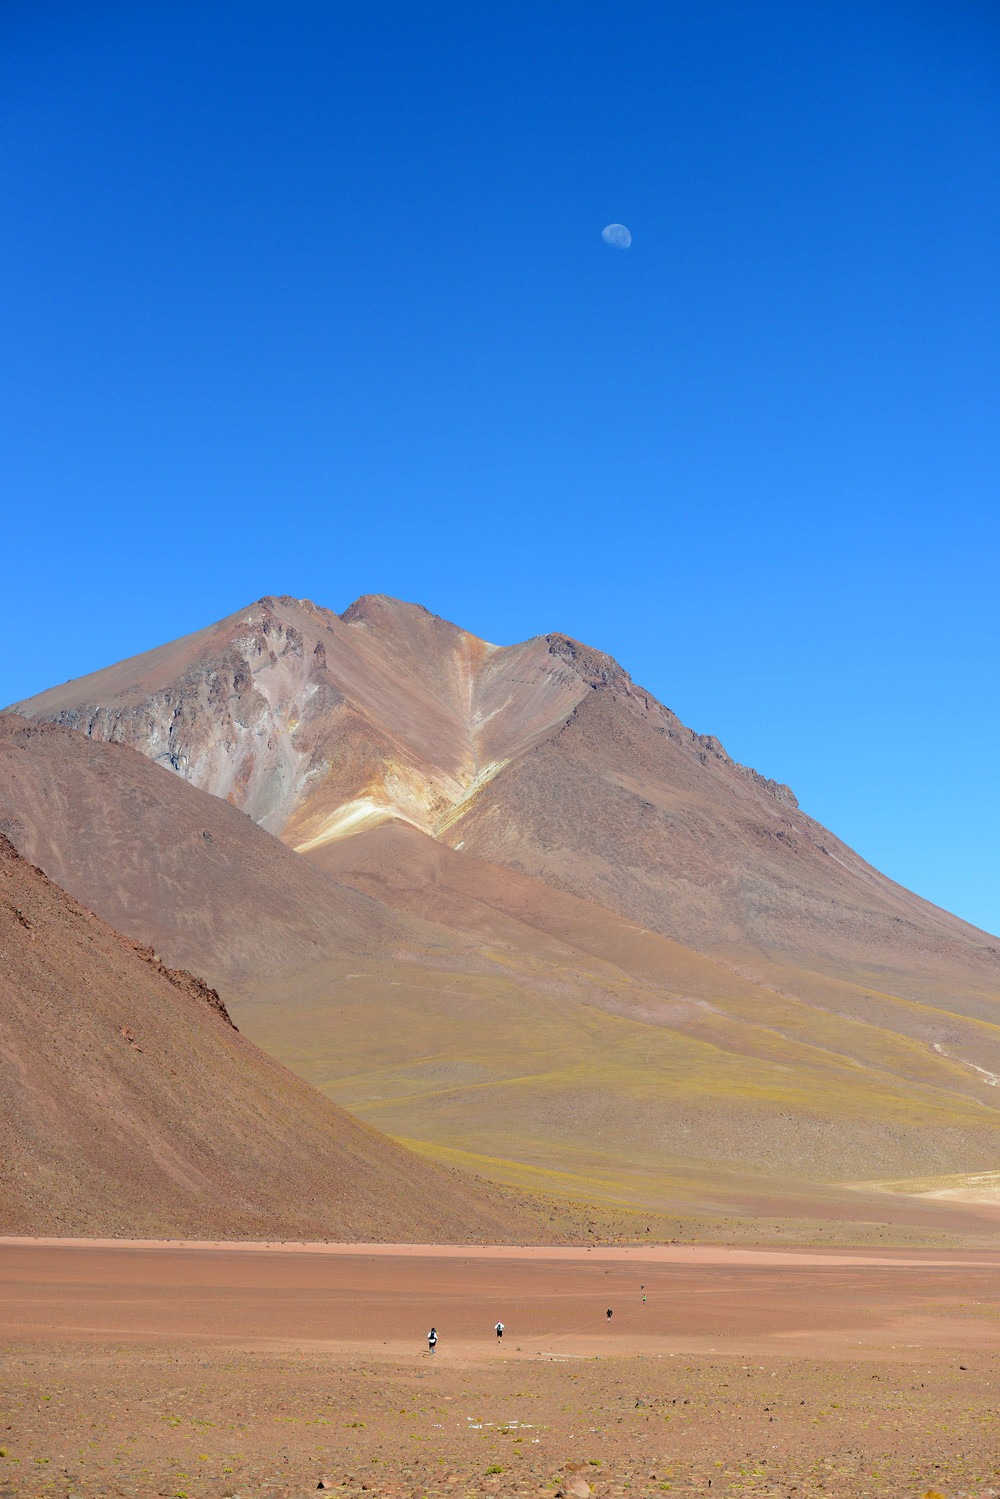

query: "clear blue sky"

left=2, top=2, right=998, bottom=934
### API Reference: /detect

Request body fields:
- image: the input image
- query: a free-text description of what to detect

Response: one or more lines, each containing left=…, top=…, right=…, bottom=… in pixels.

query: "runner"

left=427, top=1325, right=438, bottom=1354
left=495, top=1320, right=505, bottom=1342
left=606, top=1307, right=613, bottom=1320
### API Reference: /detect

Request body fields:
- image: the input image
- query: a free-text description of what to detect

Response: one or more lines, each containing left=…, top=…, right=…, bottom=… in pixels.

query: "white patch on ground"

left=293, top=798, right=398, bottom=850
left=849, top=1169, right=1000, bottom=1204
left=293, top=756, right=508, bottom=852
left=931, top=1042, right=1000, bottom=1087
left=922, top=1172, right=1000, bottom=1203
left=435, top=758, right=507, bottom=834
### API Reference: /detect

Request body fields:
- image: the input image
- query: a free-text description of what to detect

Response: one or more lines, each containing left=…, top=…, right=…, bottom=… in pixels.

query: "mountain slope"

left=0, top=832, right=543, bottom=1241
left=443, top=678, right=1000, bottom=1012
left=11, top=593, right=996, bottom=1008
left=292, top=819, right=1000, bottom=1209
left=0, top=713, right=416, bottom=992
left=8, top=596, right=1000, bottom=1226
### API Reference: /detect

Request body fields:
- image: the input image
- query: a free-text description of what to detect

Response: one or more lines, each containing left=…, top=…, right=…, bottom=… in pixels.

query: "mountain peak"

left=342, top=592, right=433, bottom=622
left=543, top=632, right=635, bottom=693
left=341, top=593, right=490, bottom=646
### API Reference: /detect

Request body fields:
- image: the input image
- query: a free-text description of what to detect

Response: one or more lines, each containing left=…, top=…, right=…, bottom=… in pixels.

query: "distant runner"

left=495, top=1321, right=505, bottom=1342
left=606, top=1307, right=613, bottom=1320
left=427, top=1326, right=438, bottom=1354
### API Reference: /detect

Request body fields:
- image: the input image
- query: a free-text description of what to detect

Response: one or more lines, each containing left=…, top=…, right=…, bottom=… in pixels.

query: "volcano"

left=7, top=595, right=1000, bottom=1229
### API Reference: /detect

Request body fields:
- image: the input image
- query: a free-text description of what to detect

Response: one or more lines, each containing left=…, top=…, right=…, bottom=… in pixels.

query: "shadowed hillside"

left=0, top=831, right=548, bottom=1241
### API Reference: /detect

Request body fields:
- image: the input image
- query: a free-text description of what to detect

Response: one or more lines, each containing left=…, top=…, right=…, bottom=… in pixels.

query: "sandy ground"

left=2, top=1240, right=999, bottom=1498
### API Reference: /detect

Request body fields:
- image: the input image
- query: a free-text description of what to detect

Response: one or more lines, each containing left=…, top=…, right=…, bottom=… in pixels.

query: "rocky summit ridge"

left=9, top=592, right=796, bottom=845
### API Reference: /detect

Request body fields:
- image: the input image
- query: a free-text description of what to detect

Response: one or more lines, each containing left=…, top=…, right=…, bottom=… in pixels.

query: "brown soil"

left=1, top=1240, right=998, bottom=1497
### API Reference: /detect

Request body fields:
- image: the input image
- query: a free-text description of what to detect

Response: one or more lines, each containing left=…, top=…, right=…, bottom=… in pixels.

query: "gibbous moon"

left=601, top=223, right=632, bottom=248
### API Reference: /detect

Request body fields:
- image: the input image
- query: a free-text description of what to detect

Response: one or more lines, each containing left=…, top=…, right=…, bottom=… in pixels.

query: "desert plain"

left=5, top=595, right=1000, bottom=1498
left=3, top=1237, right=1000, bottom=1499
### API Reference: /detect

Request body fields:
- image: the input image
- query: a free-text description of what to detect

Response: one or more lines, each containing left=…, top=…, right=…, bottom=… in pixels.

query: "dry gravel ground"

left=1, top=1242, right=999, bottom=1498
